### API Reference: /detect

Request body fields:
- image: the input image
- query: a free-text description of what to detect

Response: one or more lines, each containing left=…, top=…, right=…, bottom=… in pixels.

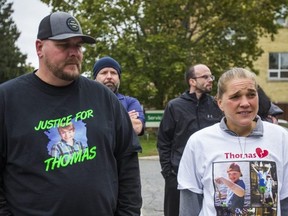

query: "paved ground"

left=139, top=156, right=164, bottom=216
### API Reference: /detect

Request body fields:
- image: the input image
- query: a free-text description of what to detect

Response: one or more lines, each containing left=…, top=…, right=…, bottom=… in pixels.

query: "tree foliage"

left=0, top=0, right=31, bottom=83
left=41, top=0, right=288, bottom=109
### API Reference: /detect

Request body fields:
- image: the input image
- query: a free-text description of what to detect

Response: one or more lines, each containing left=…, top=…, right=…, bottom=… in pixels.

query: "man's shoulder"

left=79, top=75, right=102, bottom=87
left=167, top=92, right=193, bottom=105
left=168, top=97, right=184, bottom=105
left=0, top=73, right=32, bottom=89
left=202, top=93, right=217, bottom=101
left=117, top=93, right=140, bottom=102
left=80, top=77, right=117, bottom=97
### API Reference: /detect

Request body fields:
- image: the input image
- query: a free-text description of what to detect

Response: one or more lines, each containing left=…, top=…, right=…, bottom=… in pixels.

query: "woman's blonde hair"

left=217, top=67, right=258, bottom=99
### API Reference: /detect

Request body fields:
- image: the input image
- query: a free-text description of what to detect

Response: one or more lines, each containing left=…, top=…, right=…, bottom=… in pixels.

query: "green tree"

left=0, top=0, right=32, bottom=83
left=41, top=0, right=288, bottom=109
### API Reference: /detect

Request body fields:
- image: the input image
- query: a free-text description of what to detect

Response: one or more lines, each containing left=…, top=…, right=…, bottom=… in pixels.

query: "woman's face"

left=218, top=78, right=258, bottom=135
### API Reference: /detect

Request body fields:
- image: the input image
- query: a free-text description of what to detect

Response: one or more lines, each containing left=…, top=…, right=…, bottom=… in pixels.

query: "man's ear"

left=189, top=78, right=195, bottom=87
left=36, top=39, right=44, bottom=58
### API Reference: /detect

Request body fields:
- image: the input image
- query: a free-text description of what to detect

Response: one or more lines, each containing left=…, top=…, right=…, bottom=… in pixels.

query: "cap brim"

left=49, top=33, right=96, bottom=44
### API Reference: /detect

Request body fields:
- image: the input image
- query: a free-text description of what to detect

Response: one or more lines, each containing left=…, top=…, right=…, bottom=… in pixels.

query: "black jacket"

left=157, top=91, right=223, bottom=178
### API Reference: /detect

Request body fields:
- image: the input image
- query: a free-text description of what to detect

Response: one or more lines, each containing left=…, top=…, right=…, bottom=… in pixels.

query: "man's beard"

left=105, top=82, right=120, bottom=93
left=45, top=58, right=81, bottom=81
left=204, top=88, right=212, bottom=94
left=196, top=83, right=212, bottom=94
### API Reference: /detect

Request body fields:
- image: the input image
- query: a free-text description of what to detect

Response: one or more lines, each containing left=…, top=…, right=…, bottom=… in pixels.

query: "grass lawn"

left=138, top=131, right=158, bottom=157
left=279, top=120, right=288, bottom=129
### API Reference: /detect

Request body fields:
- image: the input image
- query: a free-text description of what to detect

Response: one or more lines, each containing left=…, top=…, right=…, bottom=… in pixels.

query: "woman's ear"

left=217, top=99, right=224, bottom=111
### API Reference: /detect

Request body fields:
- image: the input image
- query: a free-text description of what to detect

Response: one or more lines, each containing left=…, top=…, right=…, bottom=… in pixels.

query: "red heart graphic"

left=256, top=148, right=269, bottom=158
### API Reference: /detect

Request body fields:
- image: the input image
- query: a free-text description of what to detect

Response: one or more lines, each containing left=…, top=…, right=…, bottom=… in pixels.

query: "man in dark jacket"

left=157, top=64, right=223, bottom=216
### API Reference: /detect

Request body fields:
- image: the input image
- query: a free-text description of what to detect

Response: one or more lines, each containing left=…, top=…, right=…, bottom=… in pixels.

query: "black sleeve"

left=0, top=186, right=12, bottom=216
left=281, top=197, right=288, bottom=214
left=132, top=131, right=142, bottom=153
left=0, top=93, right=12, bottom=215
left=116, top=152, right=142, bottom=216
left=179, top=189, right=203, bottom=216
left=157, top=104, right=174, bottom=177
left=114, top=100, right=142, bottom=215
left=0, top=160, right=12, bottom=215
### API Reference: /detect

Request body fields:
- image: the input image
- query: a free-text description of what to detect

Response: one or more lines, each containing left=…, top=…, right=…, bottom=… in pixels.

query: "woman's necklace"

left=238, top=136, right=246, bottom=159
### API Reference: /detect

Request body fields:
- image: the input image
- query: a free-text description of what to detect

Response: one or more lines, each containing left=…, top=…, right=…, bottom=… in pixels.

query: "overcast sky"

left=10, top=0, right=51, bottom=68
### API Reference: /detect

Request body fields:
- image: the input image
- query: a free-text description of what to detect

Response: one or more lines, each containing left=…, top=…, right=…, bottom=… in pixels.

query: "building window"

left=269, top=52, right=288, bottom=80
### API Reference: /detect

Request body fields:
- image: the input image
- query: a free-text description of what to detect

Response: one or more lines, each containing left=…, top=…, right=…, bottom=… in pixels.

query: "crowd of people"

left=1, top=10, right=288, bottom=216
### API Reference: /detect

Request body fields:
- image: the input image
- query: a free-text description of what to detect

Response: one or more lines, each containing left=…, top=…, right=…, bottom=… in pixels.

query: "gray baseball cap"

left=37, top=11, right=96, bottom=44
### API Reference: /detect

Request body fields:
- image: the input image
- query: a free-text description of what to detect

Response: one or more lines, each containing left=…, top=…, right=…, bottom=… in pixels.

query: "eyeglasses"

left=192, top=75, right=215, bottom=81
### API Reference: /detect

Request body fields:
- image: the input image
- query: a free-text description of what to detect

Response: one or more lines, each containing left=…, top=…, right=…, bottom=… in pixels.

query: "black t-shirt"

left=0, top=73, right=141, bottom=215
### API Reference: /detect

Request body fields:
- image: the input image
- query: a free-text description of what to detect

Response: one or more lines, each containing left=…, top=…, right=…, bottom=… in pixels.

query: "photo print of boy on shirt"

left=213, top=161, right=277, bottom=216
left=45, top=119, right=88, bottom=161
